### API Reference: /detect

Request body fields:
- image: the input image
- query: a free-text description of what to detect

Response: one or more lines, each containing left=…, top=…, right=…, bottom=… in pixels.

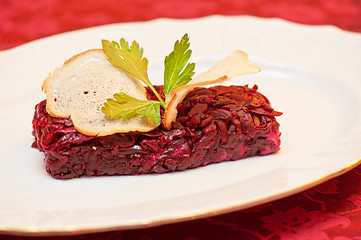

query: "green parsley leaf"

left=102, top=38, right=165, bottom=107
left=102, top=92, right=161, bottom=126
left=163, top=33, right=195, bottom=95
left=101, top=34, right=196, bottom=128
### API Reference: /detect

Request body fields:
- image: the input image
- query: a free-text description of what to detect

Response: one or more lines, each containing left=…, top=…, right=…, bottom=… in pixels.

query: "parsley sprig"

left=102, top=38, right=165, bottom=107
left=102, top=93, right=161, bottom=126
left=163, top=35, right=195, bottom=95
left=101, top=34, right=195, bottom=126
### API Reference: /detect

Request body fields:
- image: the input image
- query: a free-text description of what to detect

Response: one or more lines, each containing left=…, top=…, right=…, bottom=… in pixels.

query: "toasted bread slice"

left=163, top=50, right=261, bottom=129
left=42, top=49, right=156, bottom=136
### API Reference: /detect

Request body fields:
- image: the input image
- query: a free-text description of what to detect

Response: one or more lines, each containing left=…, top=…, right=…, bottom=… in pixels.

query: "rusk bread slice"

left=163, top=50, right=261, bottom=129
left=42, top=49, right=156, bottom=136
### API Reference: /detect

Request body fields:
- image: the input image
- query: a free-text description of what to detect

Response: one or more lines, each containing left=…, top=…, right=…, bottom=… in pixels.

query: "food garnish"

left=102, top=34, right=195, bottom=127
left=102, top=92, right=162, bottom=127
left=42, top=34, right=260, bottom=136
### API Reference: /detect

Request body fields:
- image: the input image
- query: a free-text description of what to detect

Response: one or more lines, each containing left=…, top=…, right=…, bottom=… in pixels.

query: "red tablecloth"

left=1, top=0, right=361, bottom=239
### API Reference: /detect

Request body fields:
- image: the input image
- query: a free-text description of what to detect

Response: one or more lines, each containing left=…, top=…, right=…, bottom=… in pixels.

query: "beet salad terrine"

left=32, top=85, right=282, bottom=179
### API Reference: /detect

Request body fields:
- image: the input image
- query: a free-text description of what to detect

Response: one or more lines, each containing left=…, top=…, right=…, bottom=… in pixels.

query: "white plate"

left=0, top=16, right=360, bottom=235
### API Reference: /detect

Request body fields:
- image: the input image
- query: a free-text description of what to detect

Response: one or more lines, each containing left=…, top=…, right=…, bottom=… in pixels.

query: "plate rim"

left=2, top=14, right=361, bottom=54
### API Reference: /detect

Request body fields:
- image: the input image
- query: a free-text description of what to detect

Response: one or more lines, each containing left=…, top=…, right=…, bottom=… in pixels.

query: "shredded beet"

left=32, top=85, right=282, bottom=179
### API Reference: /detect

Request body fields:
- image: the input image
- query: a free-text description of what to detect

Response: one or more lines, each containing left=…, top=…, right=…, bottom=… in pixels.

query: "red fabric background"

left=1, top=0, right=361, bottom=50
left=1, top=0, right=361, bottom=239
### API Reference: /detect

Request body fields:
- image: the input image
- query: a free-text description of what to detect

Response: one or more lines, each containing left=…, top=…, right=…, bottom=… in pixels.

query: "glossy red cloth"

left=1, top=0, right=361, bottom=239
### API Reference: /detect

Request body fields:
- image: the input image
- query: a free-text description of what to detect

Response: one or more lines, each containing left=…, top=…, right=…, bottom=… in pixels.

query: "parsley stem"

left=148, top=85, right=165, bottom=108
